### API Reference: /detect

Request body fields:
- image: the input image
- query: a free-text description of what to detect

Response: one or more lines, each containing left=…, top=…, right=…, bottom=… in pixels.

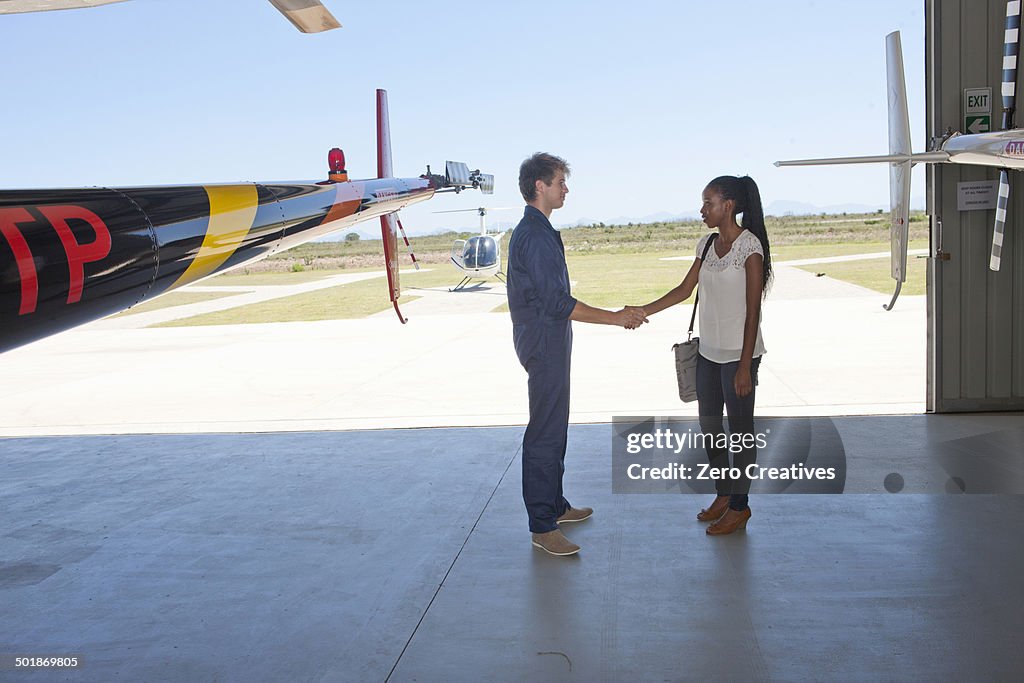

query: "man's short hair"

left=518, top=152, right=570, bottom=202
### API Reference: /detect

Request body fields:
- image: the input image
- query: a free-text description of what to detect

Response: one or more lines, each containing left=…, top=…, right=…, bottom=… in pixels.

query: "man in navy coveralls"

left=507, top=153, right=647, bottom=556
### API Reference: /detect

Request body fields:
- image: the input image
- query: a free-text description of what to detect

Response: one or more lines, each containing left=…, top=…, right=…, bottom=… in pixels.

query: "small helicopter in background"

left=435, top=207, right=512, bottom=291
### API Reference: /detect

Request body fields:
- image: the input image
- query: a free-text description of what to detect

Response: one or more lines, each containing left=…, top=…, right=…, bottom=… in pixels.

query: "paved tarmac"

left=0, top=260, right=926, bottom=436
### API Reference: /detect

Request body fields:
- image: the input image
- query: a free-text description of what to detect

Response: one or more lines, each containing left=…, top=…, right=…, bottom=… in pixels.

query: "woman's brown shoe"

left=706, top=507, right=751, bottom=535
left=697, top=495, right=730, bottom=522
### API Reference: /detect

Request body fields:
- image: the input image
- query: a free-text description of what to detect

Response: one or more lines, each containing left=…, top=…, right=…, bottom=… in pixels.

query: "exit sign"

left=964, top=87, right=992, bottom=133
left=964, top=87, right=992, bottom=115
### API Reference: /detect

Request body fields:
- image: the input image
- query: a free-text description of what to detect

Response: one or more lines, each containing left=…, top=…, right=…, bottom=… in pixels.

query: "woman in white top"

left=638, top=175, right=772, bottom=536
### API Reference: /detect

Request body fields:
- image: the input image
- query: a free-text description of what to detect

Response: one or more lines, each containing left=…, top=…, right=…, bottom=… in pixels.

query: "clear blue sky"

left=0, top=0, right=926, bottom=235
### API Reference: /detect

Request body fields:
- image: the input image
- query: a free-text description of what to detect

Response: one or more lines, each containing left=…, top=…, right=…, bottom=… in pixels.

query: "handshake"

left=616, top=305, right=648, bottom=330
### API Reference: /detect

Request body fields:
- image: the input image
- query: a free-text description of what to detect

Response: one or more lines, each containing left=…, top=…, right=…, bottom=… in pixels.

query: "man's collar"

left=524, top=204, right=554, bottom=229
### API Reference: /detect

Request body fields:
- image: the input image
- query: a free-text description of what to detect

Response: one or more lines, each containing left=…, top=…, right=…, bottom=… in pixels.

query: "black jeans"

left=696, top=354, right=761, bottom=511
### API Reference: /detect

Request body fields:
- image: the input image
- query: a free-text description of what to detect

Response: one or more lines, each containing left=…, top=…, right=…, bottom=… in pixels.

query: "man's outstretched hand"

left=618, top=306, right=648, bottom=329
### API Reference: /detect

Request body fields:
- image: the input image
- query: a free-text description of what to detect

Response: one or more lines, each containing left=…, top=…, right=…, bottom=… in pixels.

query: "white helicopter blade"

left=0, top=0, right=128, bottom=13
left=0, top=0, right=342, bottom=33
left=267, top=0, right=340, bottom=33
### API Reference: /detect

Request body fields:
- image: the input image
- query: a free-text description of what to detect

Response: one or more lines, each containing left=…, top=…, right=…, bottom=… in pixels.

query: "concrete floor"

left=2, top=419, right=1023, bottom=681
left=1, top=261, right=1021, bottom=680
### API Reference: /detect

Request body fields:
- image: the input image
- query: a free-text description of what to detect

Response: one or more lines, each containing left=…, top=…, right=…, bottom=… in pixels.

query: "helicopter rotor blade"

left=1002, top=0, right=1021, bottom=129
left=432, top=207, right=515, bottom=214
left=267, top=0, right=340, bottom=33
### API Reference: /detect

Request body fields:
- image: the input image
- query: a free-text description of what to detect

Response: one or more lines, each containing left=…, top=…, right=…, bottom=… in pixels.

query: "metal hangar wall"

left=927, top=0, right=1024, bottom=411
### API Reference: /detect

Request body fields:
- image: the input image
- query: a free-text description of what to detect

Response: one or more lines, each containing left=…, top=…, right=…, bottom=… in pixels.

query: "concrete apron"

left=0, top=264, right=924, bottom=436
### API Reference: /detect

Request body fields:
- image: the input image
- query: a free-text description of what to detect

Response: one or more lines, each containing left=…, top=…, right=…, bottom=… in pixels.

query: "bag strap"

left=687, top=233, right=718, bottom=341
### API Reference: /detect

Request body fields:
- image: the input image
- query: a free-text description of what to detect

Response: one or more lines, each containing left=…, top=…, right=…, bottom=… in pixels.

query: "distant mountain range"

left=568, top=197, right=926, bottom=227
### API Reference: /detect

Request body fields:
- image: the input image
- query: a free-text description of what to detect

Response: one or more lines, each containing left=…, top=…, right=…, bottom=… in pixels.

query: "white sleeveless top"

left=695, top=230, right=766, bottom=363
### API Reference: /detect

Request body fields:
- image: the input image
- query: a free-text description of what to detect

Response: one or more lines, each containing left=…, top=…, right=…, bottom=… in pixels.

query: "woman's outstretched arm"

left=638, top=258, right=702, bottom=316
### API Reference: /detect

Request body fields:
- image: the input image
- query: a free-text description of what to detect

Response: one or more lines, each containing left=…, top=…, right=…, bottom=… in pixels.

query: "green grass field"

left=796, top=253, right=928, bottom=296
left=113, top=290, right=244, bottom=317
left=154, top=266, right=460, bottom=327
left=200, top=271, right=340, bottom=287
left=142, top=213, right=931, bottom=326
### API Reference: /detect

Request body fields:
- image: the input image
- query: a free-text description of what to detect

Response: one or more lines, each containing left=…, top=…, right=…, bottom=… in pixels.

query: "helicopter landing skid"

left=449, top=276, right=473, bottom=292
left=448, top=272, right=505, bottom=292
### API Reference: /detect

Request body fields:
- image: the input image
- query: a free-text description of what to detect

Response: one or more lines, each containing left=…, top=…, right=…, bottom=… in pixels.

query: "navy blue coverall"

left=507, top=206, right=578, bottom=533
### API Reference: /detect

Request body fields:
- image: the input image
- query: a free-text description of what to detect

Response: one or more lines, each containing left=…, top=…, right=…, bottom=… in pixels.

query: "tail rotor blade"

left=994, top=2, right=1019, bottom=274
left=380, top=213, right=406, bottom=324
left=883, top=31, right=912, bottom=311
left=884, top=159, right=913, bottom=310
left=1003, top=0, right=1022, bottom=129
left=886, top=31, right=912, bottom=157
left=991, top=170, right=1010, bottom=271
left=376, top=89, right=393, bottom=179
left=395, top=216, right=420, bottom=271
